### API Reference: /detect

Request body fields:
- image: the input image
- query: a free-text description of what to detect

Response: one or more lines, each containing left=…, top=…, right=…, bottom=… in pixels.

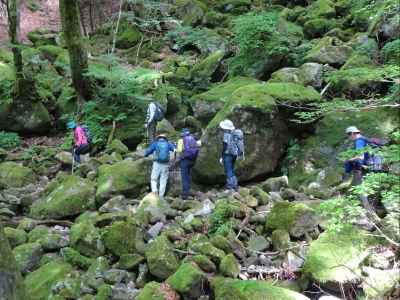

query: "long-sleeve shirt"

left=74, top=126, right=88, bottom=147
left=144, top=139, right=176, bottom=158
left=145, top=102, right=157, bottom=125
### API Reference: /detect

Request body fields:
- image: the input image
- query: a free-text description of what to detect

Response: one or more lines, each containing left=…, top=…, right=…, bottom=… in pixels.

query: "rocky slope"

left=0, top=0, right=399, bottom=299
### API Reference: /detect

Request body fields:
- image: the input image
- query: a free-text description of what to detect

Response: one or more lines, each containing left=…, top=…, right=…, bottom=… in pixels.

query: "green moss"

left=382, top=39, right=400, bottom=64
left=271, top=229, right=290, bottom=251
left=27, top=29, right=57, bottom=46
left=61, top=247, right=93, bottom=270
left=305, top=0, right=336, bottom=20
left=117, top=253, right=145, bottom=270
left=341, top=53, right=372, bottom=69
left=0, top=48, right=13, bottom=63
left=211, top=277, right=310, bottom=300
left=192, top=255, right=216, bottom=272
left=25, top=261, right=72, bottom=300
left=136, top=281, right=173, bottom=300
left=0, top=162, right=35, bottom=189
left=37, top=45, right=67, bottom=61
left=166, top=262, right=206, bottom=294
left=102, top=220, right=137, bottom=257
left=304, top=18, right=336, bottom=38
left=30, top=175, right=95, bottom=219
left=96, top=160, right=148, bottom=202
left=191, top=76, right=259, bottom=103
left=305, top=37, right=353, bottom=65
left=107, top=139, right=129, bottom=154
left=220, top=254, right=240, bottom=278
left=95, top=284, right=113, bottom=300
left=303, top=227, right=370, bottom=283
left=145, top=235, right=179, bottom=279
left=70, top=221, right=104, bottom=258
left=265, top=201, right=316, bottom=233
left=264, top=82, right=321, bottom=103
left=116, top=27, right=142, bottom=49
left=4, top=227, right=27, bottom=248
left=189, top=240, right=226, bottom=263
left=28, top=225, right=50, bottom=243
left=13, top=242, right=42, bottom=273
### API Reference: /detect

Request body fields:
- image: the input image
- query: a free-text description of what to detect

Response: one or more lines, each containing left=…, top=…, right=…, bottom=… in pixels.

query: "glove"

left=219, top=158, right=223, bottom=165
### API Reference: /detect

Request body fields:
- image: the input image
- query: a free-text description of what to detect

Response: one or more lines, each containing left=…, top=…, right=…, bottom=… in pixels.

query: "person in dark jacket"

left=67, top=120, right=90, bottom=164
left=219, top=119, right=238, bottom=191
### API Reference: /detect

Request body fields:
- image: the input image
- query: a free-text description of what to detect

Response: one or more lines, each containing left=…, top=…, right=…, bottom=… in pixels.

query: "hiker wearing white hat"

left=343, top=126, right=367, bottom=184
left=219, top=119, right=244, bottom=191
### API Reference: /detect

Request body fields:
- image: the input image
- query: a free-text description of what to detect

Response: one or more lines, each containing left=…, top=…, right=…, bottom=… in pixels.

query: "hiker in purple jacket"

left=177, top=128, right=199, bottom=199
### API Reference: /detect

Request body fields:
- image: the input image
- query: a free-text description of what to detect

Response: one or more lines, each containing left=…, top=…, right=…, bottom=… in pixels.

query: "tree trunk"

left=59, top=0, right=91, bottom=103
left=0, top=224, right=27, bottom=300
left=6, top=0, right=23, bottom=80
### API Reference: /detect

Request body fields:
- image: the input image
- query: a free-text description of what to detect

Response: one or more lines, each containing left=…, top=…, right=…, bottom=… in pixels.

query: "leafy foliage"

left=209, top=199, right=242, bottom=236
left=0, top=131, right=21, bottom=149
left=382, top=39, right=400, bottom=64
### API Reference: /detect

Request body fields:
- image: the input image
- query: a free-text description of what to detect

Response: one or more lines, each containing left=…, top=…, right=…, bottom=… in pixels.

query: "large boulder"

left=265, top=201, right=319, bottom=237
left=194, top=82, right=320, bottom=184
left=96, top=159, right=149, bottom=203
left=0, top=162, right=36, bottom=189
left=287, top=108, right=400, bottom=188
left=137, top=281, right=180, bottom=300
left=175, top=0, right=207, bottom=26
left=24, top=261, right=73, bottom=300
left=145, top=235, right=179, bottom=280
left=191, top=76, right=259, bottom=125
left=211, top=277, right=310, bottom=300
left=303, top=227, right=370, bottom=284
left=101, top=220, right=138, bottom=257
left=12, top=242, right=43, bottom=274
left=0, top=225, right=27, bottom=300
left=305, top=37, right=353, bottom=66
left=30, top=175, right=96, bottom=219
left=70, top=221, right=105, bottom=257
left=190, top=50, right=225, bottom=90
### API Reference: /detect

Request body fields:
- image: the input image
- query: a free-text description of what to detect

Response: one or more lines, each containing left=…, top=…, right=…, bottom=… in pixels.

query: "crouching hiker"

left=219, top=119, right=245, bottom=191
left=144, top=133, right=176, bottom=200
left=177, top=128, right=200, bottom=199
left=67, top=120, right=90, bottom=164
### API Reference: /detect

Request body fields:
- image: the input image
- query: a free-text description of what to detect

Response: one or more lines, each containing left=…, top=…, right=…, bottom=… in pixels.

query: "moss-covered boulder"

left=0, top=90, right=51, bottom=134
left=191, top=76, right=259, bottom=125
left=0, top=162, right=36, bottom=189
left=175, top=0, right=207, bottom=26
left=287, top=108, right=400, bottom=188
left=327, top=66, right=389, bottom=98
left=60, top=247, right=93, bottom=270
left=190, top=50, right=225, bottom=90
left=137, top=281, right=180, bottom=300
left=116, top=27, right=142, bottom=49
left=13, top=242, right=43, bottom=274
left=216, top=0, right=251, bottom=14
left=303, top=227, right=370, bottom=283
left=27, top=28, right=58, bottom=46
left=107, top=139, right=129, bottom=155
left=220, top=254, right=240, bottom=278
left=167, top=262, right=207, bottom=298
left=304, top=18, right=337, bottom=38
left=96, top=159, right=149, bottom=203
left=305, top=37, right=353, bottom=66
left=101, top=220, right=137, bottom=257
left=4, top=227, right=27, bottom=248
left=211, top=277, right=310, bottom=300
left=70, top=221, right=105, bottom=258
left=266, top=201, right=318, bottom=237
left=30, top=175, right=95, bottom=219
left=145, top=235, right=179, bottom=279
left=0, top=225, right=27, bottom=300
left=193, top=83, right=291, bottom=184
left=24, top=261, right=73, bottom=300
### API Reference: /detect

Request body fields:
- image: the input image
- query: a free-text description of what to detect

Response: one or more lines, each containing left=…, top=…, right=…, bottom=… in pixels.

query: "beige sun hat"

left=345, top=126, right=361, bottom=134
left=219, top=119, right=235, bottom=131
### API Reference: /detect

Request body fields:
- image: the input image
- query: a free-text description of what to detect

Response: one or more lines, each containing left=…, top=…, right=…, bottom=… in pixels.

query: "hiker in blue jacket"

left=219, top=119, right=239, bottom=191
left=144, top=133, right=176, bottom=199
left=343, top=126, right=369, bottom=185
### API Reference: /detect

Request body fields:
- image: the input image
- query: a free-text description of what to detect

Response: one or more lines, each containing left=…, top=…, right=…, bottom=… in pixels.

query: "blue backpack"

left=156, top=139, right=170, bottom=163
left=358, top=136, right=388, bottom=171
left=80, top=124, right=92, bottom=144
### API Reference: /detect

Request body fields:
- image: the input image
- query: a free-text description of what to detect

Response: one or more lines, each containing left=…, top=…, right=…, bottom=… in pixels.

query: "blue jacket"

left=144, top=138, right=175, bottom=157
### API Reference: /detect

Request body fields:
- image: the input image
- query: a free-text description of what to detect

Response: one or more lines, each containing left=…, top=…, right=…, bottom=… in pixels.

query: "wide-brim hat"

left=345, top=126, right=361, bottom=134
left=219, top=119, right=235, bottom=131
left=67, top=120, right=77, bottom=129
left=156, top=133, right=167, bottom=139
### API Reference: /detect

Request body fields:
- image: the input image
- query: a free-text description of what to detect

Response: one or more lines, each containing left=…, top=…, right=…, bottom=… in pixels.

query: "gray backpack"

left=226, top=129, right=245, bottom=158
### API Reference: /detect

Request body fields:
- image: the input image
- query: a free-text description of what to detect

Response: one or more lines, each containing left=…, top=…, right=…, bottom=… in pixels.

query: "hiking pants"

left=147, top=121, right=157, bottom=144
left=223, top=154, right=238, bottom=190
left=344, top=159, right=364, bottom=174
left=73, top=144, right=90, bottom=163
left=151, top=161, right=170, bottom=198
left=180, top=158, right=195, bottom=197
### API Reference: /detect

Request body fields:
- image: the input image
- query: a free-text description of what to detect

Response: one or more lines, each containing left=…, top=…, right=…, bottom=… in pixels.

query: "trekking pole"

left=71, top=148, right=75, bottom=175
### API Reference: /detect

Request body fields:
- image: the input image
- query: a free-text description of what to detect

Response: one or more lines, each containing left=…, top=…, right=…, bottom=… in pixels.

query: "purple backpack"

left=183, top=134, right=199, bottom=160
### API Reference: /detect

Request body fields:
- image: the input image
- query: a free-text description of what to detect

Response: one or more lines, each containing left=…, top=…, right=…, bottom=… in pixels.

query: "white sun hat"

left=219, top=119, right=235, bottom=131
left=345, top=126, right=361, bottom=134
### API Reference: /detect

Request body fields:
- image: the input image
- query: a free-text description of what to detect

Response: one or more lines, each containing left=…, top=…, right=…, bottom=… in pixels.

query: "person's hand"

left=144, top=123, right=148, bottom=129
left=219, top=158, right=223, bottom=165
